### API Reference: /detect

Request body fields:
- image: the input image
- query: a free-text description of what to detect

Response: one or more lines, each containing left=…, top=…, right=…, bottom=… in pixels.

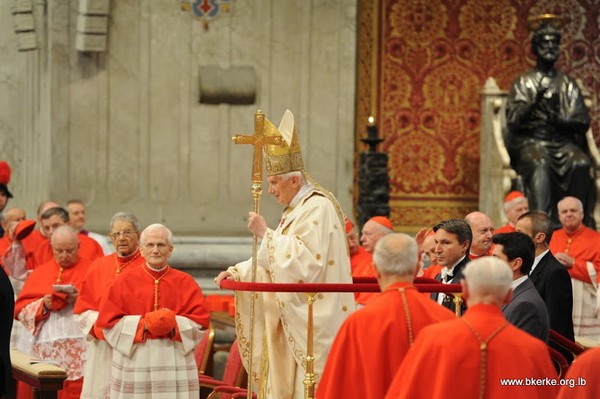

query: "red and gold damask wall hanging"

left=356, top=0, right=600, bottom=232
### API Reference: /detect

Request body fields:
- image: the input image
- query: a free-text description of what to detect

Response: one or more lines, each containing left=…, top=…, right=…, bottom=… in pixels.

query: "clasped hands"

left=144, top=308, right=177, bottom=337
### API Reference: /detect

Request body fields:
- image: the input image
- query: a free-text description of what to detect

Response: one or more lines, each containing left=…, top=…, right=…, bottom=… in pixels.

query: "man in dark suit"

left=431, top=219, right=471, bottom=315
left=493, top=232, right=550, bottom=342
left=516, top=211, right=575, bottom=361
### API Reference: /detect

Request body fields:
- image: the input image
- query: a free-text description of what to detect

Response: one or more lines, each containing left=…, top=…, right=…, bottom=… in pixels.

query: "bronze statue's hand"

left=248, top=211, right=267, bottom=238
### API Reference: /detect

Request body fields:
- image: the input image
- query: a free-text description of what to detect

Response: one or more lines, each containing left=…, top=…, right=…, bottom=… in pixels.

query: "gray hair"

left=463, top=257, right=513, bottom=303
left=279, top=171, right=307, bottom=185
left=503, top=196, right=528, bottom=212
left=140, top=223, right=173, bottom=245
left=372, top=233, right=418, bottom=276
left=557, top=196, right=583, bottom=212
left=110, top=211, right=140, bottom=232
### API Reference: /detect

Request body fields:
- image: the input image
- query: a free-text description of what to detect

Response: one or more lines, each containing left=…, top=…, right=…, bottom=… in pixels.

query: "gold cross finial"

left=232, top=110, right=283, bottom=185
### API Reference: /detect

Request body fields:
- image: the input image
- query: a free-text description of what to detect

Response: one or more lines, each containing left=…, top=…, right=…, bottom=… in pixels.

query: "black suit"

left=432, top=256, right=469, bottom=315
left=0, top=266, right=14, bottom=398
left=529, top=250, right=575, bottom=362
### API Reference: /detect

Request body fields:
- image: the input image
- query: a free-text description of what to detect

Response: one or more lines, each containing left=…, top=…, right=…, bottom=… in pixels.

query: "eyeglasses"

left=109, top=230, right=136, bottom=240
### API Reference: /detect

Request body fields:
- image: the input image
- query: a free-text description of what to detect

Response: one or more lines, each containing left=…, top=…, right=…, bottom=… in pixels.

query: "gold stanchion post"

left=303, top=293, right=316, bottom=399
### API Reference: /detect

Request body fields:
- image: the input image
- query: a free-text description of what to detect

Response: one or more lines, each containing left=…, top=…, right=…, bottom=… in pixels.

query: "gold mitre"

left=264, top=109, right=304, bottom=176
left=526, top=14, right=566, bottom=31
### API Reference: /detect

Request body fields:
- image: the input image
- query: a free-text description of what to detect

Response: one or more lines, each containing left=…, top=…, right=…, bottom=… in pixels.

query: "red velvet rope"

left=219, top=279, right=462, bottom=293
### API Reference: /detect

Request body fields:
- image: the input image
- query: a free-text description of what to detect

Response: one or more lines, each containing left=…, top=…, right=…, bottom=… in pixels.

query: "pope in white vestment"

left=215, top=110, right=355, bottom=399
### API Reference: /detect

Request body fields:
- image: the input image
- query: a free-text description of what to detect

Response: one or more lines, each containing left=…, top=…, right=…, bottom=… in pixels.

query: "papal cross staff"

left=232, top=110, right=283, bottom=399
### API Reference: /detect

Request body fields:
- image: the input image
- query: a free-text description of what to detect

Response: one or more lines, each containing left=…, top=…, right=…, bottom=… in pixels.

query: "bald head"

left=465, top=211, right=494, bottom=256
left=37, top=200, right=60, bottom=218
left=462, top=257, right=513, bottom=307
left=51, top=226, right=80, bottom=267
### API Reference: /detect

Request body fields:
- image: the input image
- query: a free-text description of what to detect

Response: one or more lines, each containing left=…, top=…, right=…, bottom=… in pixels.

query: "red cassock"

left=469, top=247, right=494, bottom=261
left=14, top=258, right=90, bottom=319
left=384, top=304, right=558, bottom=399
left=96, top=263, right=210, bottom=338
left=557, top=346, right=600, bottom=399
left=316, top=282, right=455, bottom=399
left=350, top=247, right=379, bottom=305
left=494, top=224, right=516, bottom=234
left=549, top=226, right=600, bottom=284
left=33, top=233, right=103, bottom=269
left=73, top=250, right=144, bottom=317
left=14, top=257, right=91, bottom=399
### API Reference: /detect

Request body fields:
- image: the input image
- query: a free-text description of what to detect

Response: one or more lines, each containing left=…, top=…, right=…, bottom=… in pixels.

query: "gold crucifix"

left=232, top=110, right=283, bottom=192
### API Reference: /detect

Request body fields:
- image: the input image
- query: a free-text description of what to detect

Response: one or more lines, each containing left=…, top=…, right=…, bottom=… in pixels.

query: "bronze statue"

left=506, top=15, right=595, bottom=228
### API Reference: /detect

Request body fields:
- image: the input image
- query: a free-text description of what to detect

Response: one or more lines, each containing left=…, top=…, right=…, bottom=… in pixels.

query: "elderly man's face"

left=267, top=175, right=300, bottom=206
left=110, top=220, right=140, bottom=257
left=469, top=214, right=494, bottom=256
left=558, top=198, right=584, bottom=232
left=141, top=229, right=173, bottom=269
left=360, top=221, right=385, bottom=253
left=52, top=235, right=80, bottom=268
left=505, top=199, right=529, bottom=225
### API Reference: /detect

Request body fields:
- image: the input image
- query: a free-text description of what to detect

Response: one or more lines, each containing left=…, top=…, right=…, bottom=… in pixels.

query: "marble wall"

left=0, top=0, right=357, bottom=238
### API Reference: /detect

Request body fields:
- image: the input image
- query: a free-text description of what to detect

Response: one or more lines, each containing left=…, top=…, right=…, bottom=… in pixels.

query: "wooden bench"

left=10, top=349, right=67, bottom=399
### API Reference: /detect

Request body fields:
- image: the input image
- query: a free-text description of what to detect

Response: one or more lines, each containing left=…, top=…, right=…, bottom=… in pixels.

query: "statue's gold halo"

left=526, top=14, right=567, bottom=31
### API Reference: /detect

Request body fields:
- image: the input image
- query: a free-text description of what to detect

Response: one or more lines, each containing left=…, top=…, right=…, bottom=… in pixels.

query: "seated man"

left=14, top=226, right=90, bottom=399
left=492, top=232, right=550, bottom=342
left=96, top=223, right=210, bottom=398
left=506, top=18, right=594, bottom=227
left=317, top=233, right=454, bottom=399
left=385, top=257, right=558, bottom=399
left=495, top=191, right=529, bottom=234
